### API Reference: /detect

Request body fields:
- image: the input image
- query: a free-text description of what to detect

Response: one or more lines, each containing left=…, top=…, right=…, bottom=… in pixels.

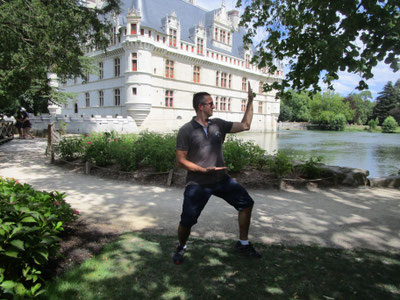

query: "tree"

left=0, top=0, right=120, bottom=115
left=381, top=116, right=398, bottom=133
left=388, top=79, right=400, bottom=123
left=280, top=90, right=311, bottom=122
left=237, top=0, right=400, bottom=95
left=277, top=102, right=293, bottom=121
left=373, top=81, right=398, bottom=124
left=343, top=91, right=375, bottom=124
left=309, top=92, right=354, bottom=126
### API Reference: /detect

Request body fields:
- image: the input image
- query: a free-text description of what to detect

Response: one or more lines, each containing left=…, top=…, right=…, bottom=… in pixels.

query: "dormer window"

left=227, top=32, right=231, bottom=45
left=112, top=27, right=117, bottom=45
left=169, top=29, right=177, bottom=47
left=245, top=54, right=251, bottom=69
left=215, top=28, right=218, bottom=40
left=197, top=38, right=204, bottom=55
left=220, top=29, right=226, bottom=43
left=131, top=24, right=137, bottom=35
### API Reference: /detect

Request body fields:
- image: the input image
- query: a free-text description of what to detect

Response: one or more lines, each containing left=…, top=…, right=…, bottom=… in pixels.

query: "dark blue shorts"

left=180, top=177, right=254, bottom=228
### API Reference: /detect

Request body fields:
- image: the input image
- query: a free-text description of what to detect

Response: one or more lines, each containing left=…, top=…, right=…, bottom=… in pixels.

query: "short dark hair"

left=193, top=92, right=210, bottom=112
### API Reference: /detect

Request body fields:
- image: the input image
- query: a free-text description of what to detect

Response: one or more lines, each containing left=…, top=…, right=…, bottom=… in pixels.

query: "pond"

left=237, top=130, right=400, bottom=178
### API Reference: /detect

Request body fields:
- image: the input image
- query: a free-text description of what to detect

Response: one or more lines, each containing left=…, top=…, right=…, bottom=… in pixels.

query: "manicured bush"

left=108, top=134, right=138, bottom=172
left=135, top=131, right=177, bottom=172
left=381, top=116, right=398, bottom=133
left=82, top=132, right=115, bottom=167
left=223, top=136, right=251, bottom=172
left=55, top=136, right=84, bottom=161
left=0, top=177, right=78, bottom=298
left=223, top=136, right=267, bottom=172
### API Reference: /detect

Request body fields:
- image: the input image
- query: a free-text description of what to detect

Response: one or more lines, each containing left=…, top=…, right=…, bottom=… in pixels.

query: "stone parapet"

left=30, top=114, right=138, bottom=134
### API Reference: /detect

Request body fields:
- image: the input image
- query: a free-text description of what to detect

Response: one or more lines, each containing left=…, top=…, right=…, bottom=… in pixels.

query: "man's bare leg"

left=178, top=224, right=191, bottom=246
left=238, top=206, right=253, bottom=240
left=236, top=205, right=261, bottom=257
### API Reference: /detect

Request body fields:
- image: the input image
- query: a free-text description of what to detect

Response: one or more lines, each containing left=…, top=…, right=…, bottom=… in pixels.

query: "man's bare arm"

left=230, top=81, right=254, bottom=133
left=176, top=150, right=227, bottom=173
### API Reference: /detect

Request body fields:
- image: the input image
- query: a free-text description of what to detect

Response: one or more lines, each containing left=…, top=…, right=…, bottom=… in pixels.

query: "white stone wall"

left=30, top=114, right=138, bottom=134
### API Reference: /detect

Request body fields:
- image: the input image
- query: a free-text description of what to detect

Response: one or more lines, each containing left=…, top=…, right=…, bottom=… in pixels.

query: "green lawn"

left=42, top=233, right=400, bottom=300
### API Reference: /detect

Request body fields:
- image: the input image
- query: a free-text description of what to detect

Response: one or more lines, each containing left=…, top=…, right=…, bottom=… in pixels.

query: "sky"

left=196, top=0, right=400, bottom=100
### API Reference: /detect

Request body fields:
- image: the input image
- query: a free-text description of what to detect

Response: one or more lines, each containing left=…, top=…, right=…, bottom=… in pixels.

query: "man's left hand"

left=248, top=82, right=255, bottom=102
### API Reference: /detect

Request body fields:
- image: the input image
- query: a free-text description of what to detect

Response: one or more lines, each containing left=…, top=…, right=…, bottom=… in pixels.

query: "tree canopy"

left=237, top=0, right=400, bottom=95
left=0, top=0, right=120, bottom=115
left=373, top=79, right=400, bottom=124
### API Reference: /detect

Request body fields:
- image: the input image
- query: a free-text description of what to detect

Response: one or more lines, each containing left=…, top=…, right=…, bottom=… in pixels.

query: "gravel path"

left=1, top=137, right=400, bottom=252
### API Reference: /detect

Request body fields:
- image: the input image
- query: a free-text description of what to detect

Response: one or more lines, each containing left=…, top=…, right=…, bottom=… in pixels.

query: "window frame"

left=99, top=90, right=104, bottom=107
left=165, top=90, right=173, bottom=107
left=242, top=77, right=247, bottom=91
left=85, top=93, right=90, bottom=107
left=132, top=53, right=137, bottom=72
left=99, top=62, right=104, bottom=79
left=193, top=66, right=200, bottom=83
left=169, top=28, right=177, bottom=47
left=114, top=58, right=120, bottom=77
left=114, top=89, right=121, bottom=106
left=165, top=59, right=174, bottom=78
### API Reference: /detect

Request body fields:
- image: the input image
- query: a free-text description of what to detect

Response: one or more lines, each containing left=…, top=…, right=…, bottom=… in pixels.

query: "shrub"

left=265, top=151, right=294, bottom=178
left=108, top=134, right=138, bottom=172
left=313, top=111, right=346, bottom=131
left=223, top=136, right=267, bottom=172
left=82, top=132, right=115, bottom=167
left=297, top=156, right=324, bottom=179
left=135, top=132, right=177, bottom=172
left=223, top=136, right=251, bottom=172
left=0, top=177, right=78, bottom=298
left=381, top=116, right=398, bottom=133
left=368, top=117, right=379, bottom=131
left=55, top=136, right=84, bottom=161
left=331, top=114, right=346, bottom=131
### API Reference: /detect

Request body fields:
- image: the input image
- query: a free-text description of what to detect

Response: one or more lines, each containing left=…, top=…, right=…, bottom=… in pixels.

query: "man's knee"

left=180, top=214, right=198, bottom=228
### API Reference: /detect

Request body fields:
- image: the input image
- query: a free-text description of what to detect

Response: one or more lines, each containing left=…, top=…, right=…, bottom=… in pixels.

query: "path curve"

left=1, top=138, right=399, bottom=252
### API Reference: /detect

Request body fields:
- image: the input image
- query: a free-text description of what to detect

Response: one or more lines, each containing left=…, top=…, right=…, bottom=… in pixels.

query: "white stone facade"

left=58, top=0, right=283, bottom=133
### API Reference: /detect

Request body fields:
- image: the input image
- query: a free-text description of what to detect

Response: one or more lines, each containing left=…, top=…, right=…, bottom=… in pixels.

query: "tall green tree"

left=388, top=79, right=400, bottom=123
left=0, top=0, right=120, bottom=115
left=309, top=92, right=354, bottom=124
left=237, top=0, right=400, bottom=95
left=373, top=81, right=398, bottom=124
left=280, top=90, right=311, bottom=122
left=343, top=91, right=375, bottom=125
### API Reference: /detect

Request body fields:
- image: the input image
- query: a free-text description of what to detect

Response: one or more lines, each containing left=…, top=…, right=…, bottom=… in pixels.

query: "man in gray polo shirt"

left=173, top=82, right=261, bottom=264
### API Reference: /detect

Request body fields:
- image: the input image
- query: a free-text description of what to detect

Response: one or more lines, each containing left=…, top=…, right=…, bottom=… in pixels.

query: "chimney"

left=228, top=10, right=239, bottom=31
left=188, top=0, right=196, bottom=5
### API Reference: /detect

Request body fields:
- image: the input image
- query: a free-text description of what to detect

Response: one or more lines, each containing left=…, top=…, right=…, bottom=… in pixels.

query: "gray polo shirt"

left=176, top=117, right=233, bottom=185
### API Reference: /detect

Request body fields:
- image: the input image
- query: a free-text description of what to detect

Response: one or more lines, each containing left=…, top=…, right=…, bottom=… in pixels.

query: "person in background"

left=15, top=107, right=34, bottom=139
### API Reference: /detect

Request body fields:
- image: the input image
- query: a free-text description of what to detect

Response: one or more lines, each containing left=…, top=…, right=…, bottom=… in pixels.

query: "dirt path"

left=1, top=138, right=400, bottom=252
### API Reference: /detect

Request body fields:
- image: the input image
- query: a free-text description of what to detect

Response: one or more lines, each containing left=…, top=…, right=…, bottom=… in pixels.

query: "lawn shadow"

left=43, top=232, right=400, bottom=300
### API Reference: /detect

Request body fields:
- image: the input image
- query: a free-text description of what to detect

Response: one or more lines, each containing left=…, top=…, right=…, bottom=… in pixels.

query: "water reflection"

left=236, top=130, right=400, bottom=178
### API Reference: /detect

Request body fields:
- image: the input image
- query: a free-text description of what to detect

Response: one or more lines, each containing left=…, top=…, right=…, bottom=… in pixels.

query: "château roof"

left=118, top=0, right=249, bottom=59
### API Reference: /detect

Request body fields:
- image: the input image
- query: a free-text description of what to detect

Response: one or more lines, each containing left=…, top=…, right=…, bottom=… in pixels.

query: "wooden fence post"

left=85, top=161, right=91, bottom=175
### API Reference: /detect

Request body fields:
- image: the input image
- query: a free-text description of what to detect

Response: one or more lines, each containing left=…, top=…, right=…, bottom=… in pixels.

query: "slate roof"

left=118, top=0, right=248, bottom=59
